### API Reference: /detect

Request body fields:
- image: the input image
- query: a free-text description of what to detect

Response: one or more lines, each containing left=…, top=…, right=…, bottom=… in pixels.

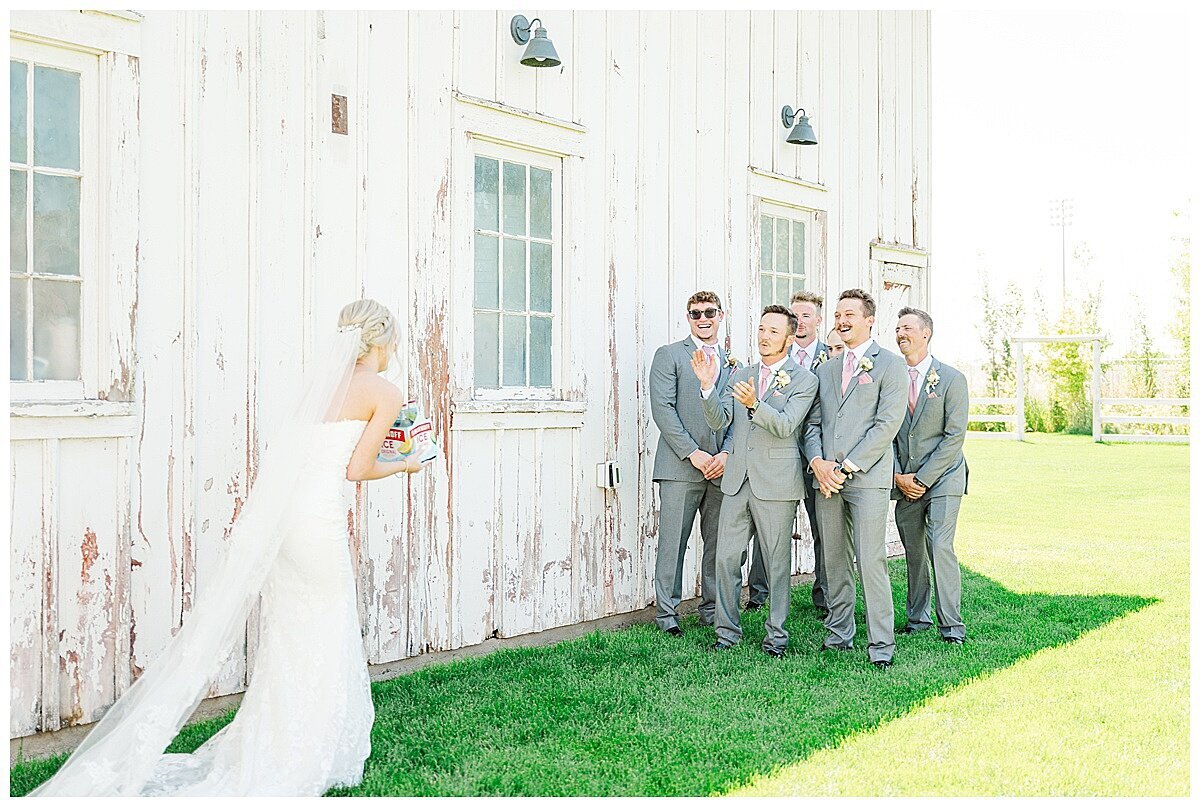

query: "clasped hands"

left=689, top=449, right=728, bottom=480
left=893, top=472, right=926, bottom=501
left=810, top=458, right=847, bottom=499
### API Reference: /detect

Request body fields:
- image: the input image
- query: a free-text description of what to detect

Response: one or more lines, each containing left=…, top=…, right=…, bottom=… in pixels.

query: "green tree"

left=975, top=275, right=1026, bottom=432
left=1126, top=295, right=1163, bottom=399
left=1042, top=287, right=1109, bottom=434
left=1167, top=206, right=1190, bottom=406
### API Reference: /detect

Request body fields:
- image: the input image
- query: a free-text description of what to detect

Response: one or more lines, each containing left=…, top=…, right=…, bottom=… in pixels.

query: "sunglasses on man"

left=687, top=308, right=722, bottom=320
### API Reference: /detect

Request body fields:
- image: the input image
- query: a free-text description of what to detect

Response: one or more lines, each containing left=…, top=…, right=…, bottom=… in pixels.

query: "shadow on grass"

left=10, top=561, right=1153, bottom=797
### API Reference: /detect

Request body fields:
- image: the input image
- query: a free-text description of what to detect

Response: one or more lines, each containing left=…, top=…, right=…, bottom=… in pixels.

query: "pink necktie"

left=840, top=351, right=856, bottom=395
left=702, top=345, right=717, bottom=365
left=908, top=367, right=919, bottom=414
left=758, top=364, right=771, bottom=397
left=799, top=350, right=811, bottom=370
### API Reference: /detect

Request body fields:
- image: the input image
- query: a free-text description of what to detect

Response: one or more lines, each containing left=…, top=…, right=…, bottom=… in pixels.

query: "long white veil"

left=31, top=328, right=363, bottom=796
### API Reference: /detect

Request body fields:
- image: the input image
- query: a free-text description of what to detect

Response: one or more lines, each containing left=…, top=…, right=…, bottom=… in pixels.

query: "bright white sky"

left=930, top=8, right=1193, bottom=368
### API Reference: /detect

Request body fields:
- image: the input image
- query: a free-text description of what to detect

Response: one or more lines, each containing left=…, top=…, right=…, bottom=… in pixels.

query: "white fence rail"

left=968, top=396, right=1020, bottom=440
left=1097, top=397, right=1190, bottom=444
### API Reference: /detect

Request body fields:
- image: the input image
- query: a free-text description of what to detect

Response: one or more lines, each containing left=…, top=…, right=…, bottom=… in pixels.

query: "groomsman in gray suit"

left=892, top=307, right=969, bottom=643
left=803, top=289, right=908, bottom=668
left=695, top=305, right=819, bottom=656
left=789, top=290, right=835, bottom=617
left=649, top=291, right=737, bottom=635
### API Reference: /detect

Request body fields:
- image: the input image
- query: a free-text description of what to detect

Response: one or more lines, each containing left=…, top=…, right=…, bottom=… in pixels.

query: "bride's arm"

left=345, top=388, right=423, bottom=481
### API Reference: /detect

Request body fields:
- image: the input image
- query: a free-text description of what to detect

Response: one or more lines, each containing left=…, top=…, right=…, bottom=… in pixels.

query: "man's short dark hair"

left=898, top=306, right=934, bottom=336
left=687, top=290, right=723, bottom=310
left=838, top=288, right=876, bottom=318
left=761, top=304, right=798, bottom=335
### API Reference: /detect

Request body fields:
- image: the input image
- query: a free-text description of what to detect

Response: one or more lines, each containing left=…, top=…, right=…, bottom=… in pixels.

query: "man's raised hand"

left=691, top=348, right=719, bottom=391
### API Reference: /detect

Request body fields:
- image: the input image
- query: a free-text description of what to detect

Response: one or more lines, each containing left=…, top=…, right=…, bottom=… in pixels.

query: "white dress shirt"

left=906, top=353, right=934, bottom=391
left=790, top=339, right=820, bottom=370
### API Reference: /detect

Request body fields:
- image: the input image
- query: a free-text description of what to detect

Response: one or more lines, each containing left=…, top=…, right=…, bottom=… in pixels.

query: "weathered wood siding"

left=9, top=10, right=931, bottom=739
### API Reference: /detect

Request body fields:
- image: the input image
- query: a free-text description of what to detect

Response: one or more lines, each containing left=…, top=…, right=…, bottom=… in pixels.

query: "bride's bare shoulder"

left=348, top=371, right=402, bottom=404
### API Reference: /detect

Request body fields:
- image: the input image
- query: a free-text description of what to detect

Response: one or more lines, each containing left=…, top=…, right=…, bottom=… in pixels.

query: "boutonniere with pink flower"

left=925, top=366, right=940, bottom=396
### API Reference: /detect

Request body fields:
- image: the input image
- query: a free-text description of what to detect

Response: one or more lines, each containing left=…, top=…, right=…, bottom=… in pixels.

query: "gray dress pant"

left=895, top=495, right=965, bottom=640
left=745, top=531, right=769, bottom=607
left=654, top=479, right=721, bottom=630
left=815, top=486, right=896, bottom=663
left=714, top=485, right=799, bottom=652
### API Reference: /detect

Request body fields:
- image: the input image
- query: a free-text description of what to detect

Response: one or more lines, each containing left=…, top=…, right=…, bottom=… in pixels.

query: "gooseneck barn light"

left=781, top=105, right=818, bottom=145
left=510, top=15, right=561, bottom=68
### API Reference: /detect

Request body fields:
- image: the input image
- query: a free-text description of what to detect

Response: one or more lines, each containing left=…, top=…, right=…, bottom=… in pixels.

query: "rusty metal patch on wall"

left=332, top=94, right=348, bottom=135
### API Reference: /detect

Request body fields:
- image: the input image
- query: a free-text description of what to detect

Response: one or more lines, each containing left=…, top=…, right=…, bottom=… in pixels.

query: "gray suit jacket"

left=803, top=340, right=908, bottom=490
left=650, top=337, right=736, bottom=482
left=892, top=357, right=969, bottom=499
left=702, top=356, right=819, bottom=501
left=791, top=341, right=831, bottom=466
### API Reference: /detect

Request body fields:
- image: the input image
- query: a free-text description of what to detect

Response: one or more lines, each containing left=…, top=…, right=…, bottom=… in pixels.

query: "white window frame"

left=756, top=200, right=819, bottom=310
left=470, top=140, right=564, bottom=402
left=9, top=38, right=99, bottom=402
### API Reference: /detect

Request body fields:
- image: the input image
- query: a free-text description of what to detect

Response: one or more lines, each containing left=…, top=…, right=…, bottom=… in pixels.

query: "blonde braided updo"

left=337, top=298, right=398, bottom=360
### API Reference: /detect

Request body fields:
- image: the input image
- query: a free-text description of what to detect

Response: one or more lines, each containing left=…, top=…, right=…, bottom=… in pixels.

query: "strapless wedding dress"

left=38, top=419, right=375, bottom=796
left=143, top=419, right=374, bottom=795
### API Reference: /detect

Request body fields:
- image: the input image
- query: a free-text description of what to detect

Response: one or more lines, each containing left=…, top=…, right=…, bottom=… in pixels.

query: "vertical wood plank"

left=129, top=10, right=188, bottom=689
left=838, top=13, right=860, bottom=297
left=361, top=9, right=413, bottom=663
left=500, top=9, right=536, bottom=112
left=858, top=10, right=881, bottom=256
left=189, top=10, right=252, bottom=697
left=455, top=10, right=497, bottom=100
left=771, top=11, right=799, bottom=179
left=451, top=430, right=497, bottom=644
left=570, top=9, right=608, bottom=621
left=55, top=439, right=119, bottom=726
left=535, top=10, right=572, bottom=121
left=606, top=10, right=643, bottom=613
left=97, top=52, right=139, bottom=404
left=747, top=11, right=774, bottom=172
left=638, top=9, right=674, bottom=605
left=895, top=9, right=914, bottom=249
left=10, top=440, right=44, bottom=736
left=406, top=10, right=455, bottom=654
left=911, top=11, right=931, bottom=257
left=797, top=11, right=821, bottom=182
left=818, top=12, right=842, bottom=299
left=40, top=439, right=61, bottom=732
left=879, top=10, right=898, bottom=244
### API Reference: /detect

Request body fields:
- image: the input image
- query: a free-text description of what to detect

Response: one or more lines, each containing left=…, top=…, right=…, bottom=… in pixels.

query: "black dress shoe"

left=941, top=635, right=965, bottom=645
left=744, top=601, right=764, bottom=612
left=819, top=643, right=852, bottom=652
left=872, top=659, right=893, bottom=669
left=665, top=625, right=683, bottom=637
left=762, top=646, right=785, bottom=658
left=709, top=641, right=735, bottom=651
left=901, top=625, right=930, bottom=635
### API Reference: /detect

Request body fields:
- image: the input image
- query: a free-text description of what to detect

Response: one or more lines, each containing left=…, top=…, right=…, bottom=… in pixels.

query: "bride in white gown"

left=32, top=299, right=421, bottom=796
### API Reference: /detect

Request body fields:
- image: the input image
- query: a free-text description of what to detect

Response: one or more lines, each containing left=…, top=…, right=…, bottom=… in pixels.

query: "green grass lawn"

left=9, top=434, right=1189, bottom=796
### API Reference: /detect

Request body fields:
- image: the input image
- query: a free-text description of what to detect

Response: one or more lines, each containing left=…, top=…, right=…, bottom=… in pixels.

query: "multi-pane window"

left=759, top=212, right=808, bottom=307
left=10, top=53, right=86, bottom=383
left=472, top=151, right=557, bottom=391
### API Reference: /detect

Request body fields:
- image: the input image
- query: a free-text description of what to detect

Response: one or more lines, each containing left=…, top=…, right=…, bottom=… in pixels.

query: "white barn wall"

left=8, top=9, right=931, bottom=740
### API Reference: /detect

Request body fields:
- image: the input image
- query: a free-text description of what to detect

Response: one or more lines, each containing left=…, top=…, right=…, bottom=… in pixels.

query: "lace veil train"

left=31, top=328, right=363, bottom=796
